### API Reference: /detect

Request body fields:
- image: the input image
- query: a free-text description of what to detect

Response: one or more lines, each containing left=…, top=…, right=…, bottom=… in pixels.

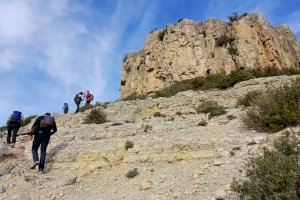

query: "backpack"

left=63, top=103, right=69, bottom=113
left=90, top=94, right=94, bottom=101
left=40, top=115, right=55, bottom=129
left=11, top=111, right=22, bottom=122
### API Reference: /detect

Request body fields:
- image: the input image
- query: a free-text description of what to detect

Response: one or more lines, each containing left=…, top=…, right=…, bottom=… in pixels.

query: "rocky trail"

left=0, top=75, right=299, bottom=200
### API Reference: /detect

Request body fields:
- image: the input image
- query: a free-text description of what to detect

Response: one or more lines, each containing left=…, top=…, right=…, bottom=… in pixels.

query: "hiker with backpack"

left=62, top=103, right=69, bottom=114
left=6, top=111, right=22, bottom=147
left=85, top=90, right=94, bottom=105
left=74, top=92, right=84, bottom=113
left=30, top=113, right=57, bottom=174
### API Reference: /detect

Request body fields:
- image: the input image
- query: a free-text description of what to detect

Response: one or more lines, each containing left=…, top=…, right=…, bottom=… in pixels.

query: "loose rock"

left=126, top=168, right=139, bottom=178
left=140, top=181, right=153, bottom=190
left=215, top=189, right=226, bottom=200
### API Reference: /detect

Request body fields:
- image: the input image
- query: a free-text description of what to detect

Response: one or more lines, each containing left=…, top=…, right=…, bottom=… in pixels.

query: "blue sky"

left=0, top=0, right=299, bottom=125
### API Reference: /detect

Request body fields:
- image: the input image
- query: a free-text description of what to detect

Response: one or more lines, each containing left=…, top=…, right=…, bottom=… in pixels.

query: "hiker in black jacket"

left=30, top=113, right=57, bottom=174
left=74, top=92, right=84, bottom=113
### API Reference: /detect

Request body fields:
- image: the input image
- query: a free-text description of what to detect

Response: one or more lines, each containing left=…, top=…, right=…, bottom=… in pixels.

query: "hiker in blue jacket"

left=6, top=111, right=22, bottom=147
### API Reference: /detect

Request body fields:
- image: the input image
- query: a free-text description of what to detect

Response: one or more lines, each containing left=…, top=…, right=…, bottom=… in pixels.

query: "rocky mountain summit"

left=0, top=75, right=299, bottom=200
left=120, top=13, right=300, bottom=98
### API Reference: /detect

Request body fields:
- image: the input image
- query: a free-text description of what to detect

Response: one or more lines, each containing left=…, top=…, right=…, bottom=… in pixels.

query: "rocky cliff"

left=120, top=13, right=300, bottom=98
left=1, top=75, right=299, bottom=200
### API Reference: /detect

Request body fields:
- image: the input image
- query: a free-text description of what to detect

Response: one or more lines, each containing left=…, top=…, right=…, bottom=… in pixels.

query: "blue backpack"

left=63, top=103, right=69, bottom=114
left=11, top=111, right=22, bottom=121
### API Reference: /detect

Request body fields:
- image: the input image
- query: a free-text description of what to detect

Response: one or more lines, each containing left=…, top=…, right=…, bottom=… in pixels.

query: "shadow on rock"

left=46, top=142, right=69, bottom=173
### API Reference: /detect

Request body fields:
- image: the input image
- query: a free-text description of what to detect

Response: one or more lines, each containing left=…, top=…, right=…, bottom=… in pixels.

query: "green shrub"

left=232, top=137, right=300, bottom=199
left=238, top=91, right=262, bottom=107
left=228, top=45, right=238, bottom=55
left=244, top=79, right=300, bottom=132
left=83, top=109, right=107, bottom=124
left=22, top=115, right=37, bottom=127
left=177, top=18, right=184, bottom=23
left=208, top=106, right=227, bottom=119
left=80, top=104, right=94, bottom=112
left=79, top=101, right=109, bottom=112
left=154, top=82, right=195, bottom=98
left=195, top=101, right=227, bottom=119
left=216, top=34, right=235, bottom=47
left=0, top=126, right=6, bottom=132
left=228, top=12, right=248, bottom=22
left=158, top=30, right=166, bottom=41
left=122, top=93, right=147, bottom=101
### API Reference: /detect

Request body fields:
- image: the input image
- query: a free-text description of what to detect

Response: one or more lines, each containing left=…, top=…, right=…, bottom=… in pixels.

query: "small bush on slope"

left=216, top=34, right=235, bottom=47
left=243, top=78, right=300, bottom=132
left=122, top=93, right=147, bottom=101
left=228, top=12, right=248, bottom=23
left=238, top=91, right=262, bottom=107
left=195, top=101, right=227, bottom=119
left=232, top=137, right=300, bottom=200
left=79, top=102, right=109, bottom=112
left=83, top=109, right=107, bottom=124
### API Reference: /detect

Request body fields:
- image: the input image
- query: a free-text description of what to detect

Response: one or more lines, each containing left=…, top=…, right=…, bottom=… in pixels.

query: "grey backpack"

left=40, top=115, right=55, bottom=128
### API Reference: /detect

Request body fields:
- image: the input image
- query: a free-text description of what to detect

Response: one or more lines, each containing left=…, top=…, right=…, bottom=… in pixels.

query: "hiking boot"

left=30, top=161, right=39, bottom=170
left=11, top=143, right=15, bottom=148
left=38, top=169, right=44, bottom=174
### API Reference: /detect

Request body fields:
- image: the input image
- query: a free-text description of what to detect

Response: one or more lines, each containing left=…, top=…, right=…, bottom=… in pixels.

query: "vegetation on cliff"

left=123, top=66, right=300, bottom=100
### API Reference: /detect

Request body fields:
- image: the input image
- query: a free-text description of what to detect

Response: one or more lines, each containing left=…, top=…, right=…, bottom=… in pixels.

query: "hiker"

left=6, top=111, right=22, bottom=147
left=85, top=90, right=94, bottom=105
left=30, top=113, right=57, bottom=174
left=62, top=103, right=69, bottom=114
left=74, top=92, right=84, bottom=113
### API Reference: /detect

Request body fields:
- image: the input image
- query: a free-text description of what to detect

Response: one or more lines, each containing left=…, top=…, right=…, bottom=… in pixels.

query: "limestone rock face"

left=120, top=13, right=300, bottom=98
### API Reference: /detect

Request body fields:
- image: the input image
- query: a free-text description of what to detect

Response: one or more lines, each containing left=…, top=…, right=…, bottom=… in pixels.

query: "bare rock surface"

left=120, top=13, right=300, bottom=98
left=0, top=75, right=299, bottom=200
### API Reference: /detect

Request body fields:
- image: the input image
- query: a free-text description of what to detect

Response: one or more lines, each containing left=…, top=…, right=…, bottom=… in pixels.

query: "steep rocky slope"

left=0, top=75, right=299, bottom=200
left=120, top=13, right=300, bottom=98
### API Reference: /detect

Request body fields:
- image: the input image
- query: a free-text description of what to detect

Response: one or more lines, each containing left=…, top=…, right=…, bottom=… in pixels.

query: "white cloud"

left=0, top=0, right=36, bottom=45
left=0, top=48, right=22, bottom=70
left=0, top=0, right=157, bottom=124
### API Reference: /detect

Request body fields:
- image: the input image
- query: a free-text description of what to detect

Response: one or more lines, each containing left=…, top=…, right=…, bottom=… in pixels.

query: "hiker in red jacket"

left=85, top=90, right=94, bottom=105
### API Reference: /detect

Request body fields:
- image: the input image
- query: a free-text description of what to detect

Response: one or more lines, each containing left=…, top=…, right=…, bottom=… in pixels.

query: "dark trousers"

left=7, top=127, right=19, bottom=144
left=75, top=101, right=80, bottom=113
left=32, top=131, right=50, bottom=170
